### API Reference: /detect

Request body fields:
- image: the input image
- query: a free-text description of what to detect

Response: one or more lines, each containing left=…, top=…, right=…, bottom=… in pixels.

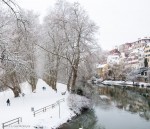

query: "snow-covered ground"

left=0, top=79, right=80, bottom=129
left=99, top=95, right=110, bottom=100
left=101, top=80, right=150, bottom=88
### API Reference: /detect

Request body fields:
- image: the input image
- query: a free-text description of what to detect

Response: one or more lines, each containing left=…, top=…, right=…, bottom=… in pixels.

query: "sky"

left=17, top=0, right=150, bottom=50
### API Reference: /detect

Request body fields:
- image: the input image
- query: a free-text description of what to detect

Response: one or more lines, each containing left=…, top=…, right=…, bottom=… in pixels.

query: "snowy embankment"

left=101, top=80, right=150, bottom=88
left=67, top=94, right=91, bottom=114
left=0, top=79, right=89, bottom=129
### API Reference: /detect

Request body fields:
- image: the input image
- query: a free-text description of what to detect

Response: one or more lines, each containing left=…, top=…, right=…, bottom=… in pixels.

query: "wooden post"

left=2, top=123, right=4, bottom=129
left=20, top=117, right=22, bottom=122
left=58, top=101, right=60, bottom=118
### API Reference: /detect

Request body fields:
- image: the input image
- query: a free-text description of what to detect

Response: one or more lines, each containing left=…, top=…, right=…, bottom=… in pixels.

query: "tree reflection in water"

left=60, top=110, right=98, bottom=129
left=59, top=84, right=150, bottom=129
left=98, top=85, right=150, bottom=121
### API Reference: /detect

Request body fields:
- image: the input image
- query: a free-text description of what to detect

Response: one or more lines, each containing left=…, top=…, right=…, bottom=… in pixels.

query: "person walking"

left=6, top=99, right=10, bottom=106
left=42, top=86, right=46, bottom=91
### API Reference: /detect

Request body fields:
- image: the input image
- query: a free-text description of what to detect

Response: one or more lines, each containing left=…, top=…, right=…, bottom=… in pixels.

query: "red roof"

left=109, top=49, right=121, bottom=55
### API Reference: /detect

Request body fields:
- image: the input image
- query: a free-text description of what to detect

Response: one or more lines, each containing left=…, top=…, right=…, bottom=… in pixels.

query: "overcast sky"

left=17, top=0, right=150, bottom=50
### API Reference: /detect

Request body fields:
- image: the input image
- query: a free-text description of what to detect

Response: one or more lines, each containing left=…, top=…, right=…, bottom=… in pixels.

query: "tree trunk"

left=133, top=80, right=134, bottom=86
left=50, top=70, right=57, bottom=90
left=30, top=76, right=37, bottom=92
left=53, top=70, right=57, bottom=91
left=67, top=68, right=73, bottom=91
left=44, top=69, right=57, bottom=91
left=71, top=67, right=78, bottom=92
left=113, top=73, right=116, bottom=81
left=10, top=72, right=21, bottom=97
left=52, top=56, right=60, bottom=91
left=12, top=87, right=21, bottom=97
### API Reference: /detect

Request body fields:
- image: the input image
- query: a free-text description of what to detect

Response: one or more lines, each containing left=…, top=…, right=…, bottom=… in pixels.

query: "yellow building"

left=97, top=64, right=108, bottom=79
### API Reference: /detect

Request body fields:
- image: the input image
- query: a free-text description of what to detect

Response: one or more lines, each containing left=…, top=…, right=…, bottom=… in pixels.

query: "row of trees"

left=106, top=62, right=147, bottom=83
left=0, top=0, right=100, bottom=97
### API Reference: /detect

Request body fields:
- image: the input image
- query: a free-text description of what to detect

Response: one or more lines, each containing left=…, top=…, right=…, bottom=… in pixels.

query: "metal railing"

left=33, top=98, right=65, bottom=117
left=2, top=117, right=22, bottom=129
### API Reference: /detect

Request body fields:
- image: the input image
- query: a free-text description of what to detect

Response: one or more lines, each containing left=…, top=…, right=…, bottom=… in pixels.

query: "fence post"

left=20, top=117, right=22, bottom=122
left=58, top=101, right=60, bottom=118
left=2, top=123, right=4, bottom=129
left=33, top=99, right=65, bottom=117
left=31, top=107, right=34, bottom=112
left=2, top=117, right=22, bottom=129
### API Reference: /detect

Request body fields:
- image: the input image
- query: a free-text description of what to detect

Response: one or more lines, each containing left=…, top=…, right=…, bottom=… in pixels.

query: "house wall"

left=97, top=64, right=108, bottom=79
left=107, top=55, right=120, bottom=65
left=144, top=45, right=150, bottom=67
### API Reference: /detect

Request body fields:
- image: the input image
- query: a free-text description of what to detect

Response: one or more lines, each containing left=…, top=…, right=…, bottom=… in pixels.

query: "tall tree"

left=0, top=8, right=39, bottom=96
left=144, top=58, right=148, bottom=67
left=43, top=1, right=98, bottom=92
left=19, top=11, right=39, bottom=92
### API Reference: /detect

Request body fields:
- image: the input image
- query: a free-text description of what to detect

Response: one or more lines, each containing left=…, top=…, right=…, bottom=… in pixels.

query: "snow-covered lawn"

left=0, top=79, right=77, bottom=129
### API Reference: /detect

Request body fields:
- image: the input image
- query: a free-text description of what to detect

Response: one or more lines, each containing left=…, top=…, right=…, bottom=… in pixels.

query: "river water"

left=61, top=86, right=150, bottom=129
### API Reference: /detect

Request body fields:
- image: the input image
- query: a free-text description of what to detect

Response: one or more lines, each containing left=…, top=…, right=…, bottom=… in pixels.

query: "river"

left=60, top=85, right=150, bottom=129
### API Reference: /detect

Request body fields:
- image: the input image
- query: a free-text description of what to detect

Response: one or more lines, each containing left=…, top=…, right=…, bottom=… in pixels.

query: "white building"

left=107, top=49, right=121, bottom=65
left=126, top=48, right=145, bottom=69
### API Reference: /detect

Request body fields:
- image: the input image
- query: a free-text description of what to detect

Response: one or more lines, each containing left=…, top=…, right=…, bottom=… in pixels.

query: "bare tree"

left=108, top=62, right=126, bottom=81
left=0, top=0, right=99, bottom=95
left=126, top=68, right=139, bottom=85
left=1, top=0, right=26, bottom=28
left=0, top=8, right=39, bottom=96
left=43, top=1, right=98, bottom=92
left=16, top=10, right=39, bottom=92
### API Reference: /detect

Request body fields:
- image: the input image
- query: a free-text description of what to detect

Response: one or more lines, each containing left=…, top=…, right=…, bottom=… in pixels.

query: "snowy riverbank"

left=0, top=79, right=90, bottom=129
left=99, top=80, right=150, bottom=88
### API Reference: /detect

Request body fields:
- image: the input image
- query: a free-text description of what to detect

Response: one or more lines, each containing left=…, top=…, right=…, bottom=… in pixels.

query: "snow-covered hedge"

left=67, top=94, right=92, bottom=114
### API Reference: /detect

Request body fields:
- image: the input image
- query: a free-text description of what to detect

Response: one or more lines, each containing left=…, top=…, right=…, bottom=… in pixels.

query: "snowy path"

left=0, top=79, right=75, bottom=129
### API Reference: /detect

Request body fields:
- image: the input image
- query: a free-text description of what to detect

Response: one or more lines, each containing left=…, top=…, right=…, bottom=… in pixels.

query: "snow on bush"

left=67, top=94, right=91, bottom=114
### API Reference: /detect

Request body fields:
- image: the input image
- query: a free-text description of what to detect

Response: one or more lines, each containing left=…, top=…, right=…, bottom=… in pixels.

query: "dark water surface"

left=61, top=86, right=150, bottom=129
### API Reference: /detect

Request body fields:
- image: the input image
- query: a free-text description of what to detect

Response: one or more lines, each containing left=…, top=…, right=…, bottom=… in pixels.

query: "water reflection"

left=60, top=110, right=97, bottom=129
left=98, top=86, right=150, bottom=121
left=60, top=85, right=150, bottom=129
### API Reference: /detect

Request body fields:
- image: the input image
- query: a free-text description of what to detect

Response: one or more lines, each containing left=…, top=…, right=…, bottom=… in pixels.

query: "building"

left=120, top=37, right=150, bottom=69
left=97, top=64, right=108, bottom=79
left=126, top=48, right=145, bottom=69
left=119, top=43, right=133, bottom=53
left=107, top=48, right=121, bottom=65
left=144, top=43, right=150, bottom=67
